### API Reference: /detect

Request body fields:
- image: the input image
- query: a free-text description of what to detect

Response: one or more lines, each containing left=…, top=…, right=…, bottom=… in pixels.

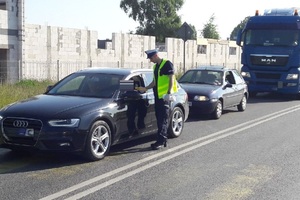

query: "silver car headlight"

left=48, top=119, right=80, bottom=127
left=286, top=74, right=298, bottom=80
left=194, top=95, right=209, bottom=101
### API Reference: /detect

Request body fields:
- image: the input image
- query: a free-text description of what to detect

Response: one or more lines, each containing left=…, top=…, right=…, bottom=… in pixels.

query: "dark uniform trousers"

left=155, top=98, right=170, bottom=143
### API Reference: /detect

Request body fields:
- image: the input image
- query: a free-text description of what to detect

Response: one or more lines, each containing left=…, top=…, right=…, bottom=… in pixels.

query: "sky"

left=24, top=0, right=300, bottom=40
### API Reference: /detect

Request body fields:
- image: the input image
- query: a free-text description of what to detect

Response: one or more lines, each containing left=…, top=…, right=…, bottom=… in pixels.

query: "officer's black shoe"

left=150, top=141, right=167, bottom=150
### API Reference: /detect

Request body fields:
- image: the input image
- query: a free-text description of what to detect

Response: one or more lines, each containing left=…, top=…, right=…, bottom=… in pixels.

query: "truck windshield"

left=245, top=30, right=299, bottom=47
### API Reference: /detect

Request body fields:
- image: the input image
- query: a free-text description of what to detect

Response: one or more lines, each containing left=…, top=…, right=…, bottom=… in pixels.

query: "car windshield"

left=47, top=73, right=124, bottom=98
left=178, top=70, right=223, bottom=85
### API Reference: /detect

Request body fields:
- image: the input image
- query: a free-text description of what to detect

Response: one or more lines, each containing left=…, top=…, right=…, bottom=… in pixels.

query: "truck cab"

left=236, top=8, right=300, bottom=97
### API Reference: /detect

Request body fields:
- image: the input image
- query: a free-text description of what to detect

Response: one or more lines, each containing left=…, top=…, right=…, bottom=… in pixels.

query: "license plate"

left=17, top=128, right=34, bottom=137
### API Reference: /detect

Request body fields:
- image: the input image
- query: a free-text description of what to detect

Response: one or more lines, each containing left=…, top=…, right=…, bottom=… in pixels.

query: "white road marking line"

left=40, top=105, right=300, bottom=200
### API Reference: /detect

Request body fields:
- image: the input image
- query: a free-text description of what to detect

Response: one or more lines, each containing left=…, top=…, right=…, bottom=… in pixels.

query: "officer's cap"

left=145, top=49, right=158, bottom=59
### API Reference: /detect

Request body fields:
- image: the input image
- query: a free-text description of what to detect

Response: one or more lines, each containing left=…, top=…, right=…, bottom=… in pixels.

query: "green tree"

left=201, top=14, right=220, bottom=39
left=230, top=16, right=250, bottom=41
left=189, top=24, right=197, bottom=40
left=120, top=0, right=184, bottom=42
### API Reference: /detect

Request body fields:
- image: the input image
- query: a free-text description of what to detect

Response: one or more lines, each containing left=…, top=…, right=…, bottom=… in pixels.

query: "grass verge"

left=0, top=80, right=55, bottom=108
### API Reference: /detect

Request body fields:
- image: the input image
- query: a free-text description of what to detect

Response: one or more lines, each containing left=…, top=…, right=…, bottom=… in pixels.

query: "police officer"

left=137, top=49, right=178, bottom=150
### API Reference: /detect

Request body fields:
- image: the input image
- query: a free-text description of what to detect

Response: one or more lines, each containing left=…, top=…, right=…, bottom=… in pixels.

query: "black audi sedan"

left=178, top=66, right=248, bottom=119
left=0, top=68, right=189, bottom=161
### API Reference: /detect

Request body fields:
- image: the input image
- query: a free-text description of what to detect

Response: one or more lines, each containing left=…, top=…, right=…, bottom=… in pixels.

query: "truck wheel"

left=84, top=120, right=111, bottom=161
left=168, top=107, right=184, bottom=138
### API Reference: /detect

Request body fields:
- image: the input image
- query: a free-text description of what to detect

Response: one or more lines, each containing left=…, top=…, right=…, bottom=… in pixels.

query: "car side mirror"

left=224, top=83, right=233, bottom=89
left=46, top=85, right=53, bottom=93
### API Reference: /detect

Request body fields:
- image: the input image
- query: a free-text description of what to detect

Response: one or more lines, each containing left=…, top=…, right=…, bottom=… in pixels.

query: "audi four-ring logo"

left=13, top=120, right=29, bottom=128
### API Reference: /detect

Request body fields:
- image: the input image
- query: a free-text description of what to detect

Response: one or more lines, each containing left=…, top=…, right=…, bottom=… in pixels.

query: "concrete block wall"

left=0, top=1, right=18, bottom=56
left=0, top=10, right=9, bottom=48
left=24, top=24, right=98, bottom=63
left=0, top=0, right=24, bottom=83
left=22, top=23, right=242, bottom=79
left=1, top=0, right=242, bottom=82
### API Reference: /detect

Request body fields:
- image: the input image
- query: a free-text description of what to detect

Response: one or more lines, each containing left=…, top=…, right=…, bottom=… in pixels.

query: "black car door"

left=119, top=73, right=156, bottom=136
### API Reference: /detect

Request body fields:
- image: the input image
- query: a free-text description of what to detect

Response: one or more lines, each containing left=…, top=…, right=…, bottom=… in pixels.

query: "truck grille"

left=250, top=55, right=288, bottom=66
left=255, top=73, right=281, bottom=80
left=2, top=117, right=43, bottom=146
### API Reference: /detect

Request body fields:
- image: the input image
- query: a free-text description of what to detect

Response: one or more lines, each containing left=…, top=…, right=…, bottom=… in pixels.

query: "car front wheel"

left=211, top=100, right=222, bottom=119
left=168, top=107, right=184, bottom=138
left=237, top=95, right=247, bottom=111
left=84, top=120, right=111, bottom=161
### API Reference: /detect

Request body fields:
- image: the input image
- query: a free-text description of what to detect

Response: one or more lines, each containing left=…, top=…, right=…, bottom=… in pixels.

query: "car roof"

left=74, top=67, right=152, bottom=76
left=189, top=66, right=231, bottom=71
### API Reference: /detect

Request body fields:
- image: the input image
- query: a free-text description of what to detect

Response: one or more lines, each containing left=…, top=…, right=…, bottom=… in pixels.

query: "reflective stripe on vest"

left=153, top=59, right=178, bottom=99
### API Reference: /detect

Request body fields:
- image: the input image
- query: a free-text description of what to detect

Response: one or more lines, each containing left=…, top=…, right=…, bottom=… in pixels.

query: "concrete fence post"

left=57, top=60, right=60, bottom=81
left=18, top=60, right=21, bottom=81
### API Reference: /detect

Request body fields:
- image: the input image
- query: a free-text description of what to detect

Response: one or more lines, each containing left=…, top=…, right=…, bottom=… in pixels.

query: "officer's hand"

left=135, top=87, right=147, bottom=93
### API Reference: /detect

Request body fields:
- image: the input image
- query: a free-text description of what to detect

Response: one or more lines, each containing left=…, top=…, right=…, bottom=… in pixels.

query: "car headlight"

left=48, top=119, right=80, bottom=127
left=286, top=74, right=298, bottom=80
left=0, top=115, right=3, bottom=121
left=241, top=71, right=251, bottom=78
left=194, top=95, right=209, bottom=101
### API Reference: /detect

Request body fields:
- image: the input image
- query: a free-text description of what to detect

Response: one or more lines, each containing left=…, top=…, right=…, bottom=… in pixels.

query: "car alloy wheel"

left=84, top=120, right=111, bottom=161
left=168, top=107, right=184, bottom=138
left=237, top=95, right=247, bottom=111
left=212, top=100, right=222, bottom=119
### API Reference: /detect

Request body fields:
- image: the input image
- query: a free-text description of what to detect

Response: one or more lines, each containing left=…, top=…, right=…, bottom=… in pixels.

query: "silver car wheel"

left=212, top=100, right=222, bottom=119
left=91, top=125, right=110, bottom=156
left=216, top=102, right=222, bottom=117
left=84, top=120, right=111, bottom=161
left=168, top=107, right=184, bottom=138
left=237, top=95, right=247, bottom=111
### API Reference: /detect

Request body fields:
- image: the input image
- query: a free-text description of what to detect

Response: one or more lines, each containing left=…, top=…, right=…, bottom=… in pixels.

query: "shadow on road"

left=0, top=135, right=158, bottom=174
left=248, top=92, right=300, bottom=104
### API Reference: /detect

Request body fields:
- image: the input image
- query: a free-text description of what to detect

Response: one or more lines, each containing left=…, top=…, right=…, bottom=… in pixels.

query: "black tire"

left=168, top=107, right=184, bottom=138
left=211, top=100, right=222, bottom=119
left=84, top=120, right=111, bottom=161
left=237, top=95, right=247, bottom=111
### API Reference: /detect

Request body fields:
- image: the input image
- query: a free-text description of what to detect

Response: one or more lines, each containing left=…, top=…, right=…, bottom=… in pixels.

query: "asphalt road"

left=1, top=93, right=300, bottom=200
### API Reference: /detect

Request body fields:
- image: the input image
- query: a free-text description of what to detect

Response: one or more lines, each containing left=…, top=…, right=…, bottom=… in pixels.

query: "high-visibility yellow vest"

left=153, top=59, right=178, bottom=99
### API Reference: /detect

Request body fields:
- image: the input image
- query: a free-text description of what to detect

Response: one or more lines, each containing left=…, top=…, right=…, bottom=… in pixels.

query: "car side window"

left=143, top=72, right=154, bottom=88
left=225, top=71, right=236, bottom=84
left=232, top=70, right=244, bottom=84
